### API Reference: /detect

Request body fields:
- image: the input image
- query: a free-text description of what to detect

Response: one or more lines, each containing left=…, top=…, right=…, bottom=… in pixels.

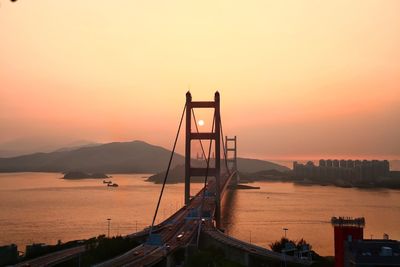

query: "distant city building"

left=293, top=159, right=390, bottom=181
left=333, top=159, right=340, bottom=168
left=347, top=160, right=354, bottom=168
left=340, top=160, right=347, bottom=168
left=327, top=159, right=333, bottom=167
left=331, top=217, right=400, bottom=267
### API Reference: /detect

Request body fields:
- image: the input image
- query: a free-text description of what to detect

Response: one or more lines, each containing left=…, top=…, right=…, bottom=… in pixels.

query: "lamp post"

left=283, top=227, right=288, bottom=238
left=107, top=218, right=111, bottom=238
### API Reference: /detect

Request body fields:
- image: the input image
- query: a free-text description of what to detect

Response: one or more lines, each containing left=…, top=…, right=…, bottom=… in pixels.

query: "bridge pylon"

left=225, top=136, right=239, bottom=184
left=185, top=91, right=221, bottom=227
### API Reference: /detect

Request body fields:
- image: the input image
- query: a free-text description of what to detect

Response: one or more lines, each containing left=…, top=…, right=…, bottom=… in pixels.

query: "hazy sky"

left=0, top=1, right=399, bottom=159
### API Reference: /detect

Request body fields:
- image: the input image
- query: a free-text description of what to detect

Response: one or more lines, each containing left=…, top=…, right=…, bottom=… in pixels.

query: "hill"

left=0, top=141, right=184, bottom=174
left=147, top=158, right=289, bottom=184
left=0, top=140, right=289, bottom=176
left=237, top=157, right=289, bottom=173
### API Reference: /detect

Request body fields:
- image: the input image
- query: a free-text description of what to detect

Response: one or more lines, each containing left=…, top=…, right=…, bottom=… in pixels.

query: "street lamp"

left=107, top=218, right=111, bottom=238
left=283, top=227, right=288, bottom=238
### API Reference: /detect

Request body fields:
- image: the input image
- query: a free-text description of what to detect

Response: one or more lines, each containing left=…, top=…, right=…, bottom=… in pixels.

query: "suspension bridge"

left=16, top=92, right=312, bottom=267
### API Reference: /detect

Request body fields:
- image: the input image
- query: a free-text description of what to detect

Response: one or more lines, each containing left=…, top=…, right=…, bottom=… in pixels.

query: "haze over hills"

left=54, top=142, right=100, bottom=153
left=0, top=138, right=97, bottom=158
left=0, top=140, right=289, bottom=175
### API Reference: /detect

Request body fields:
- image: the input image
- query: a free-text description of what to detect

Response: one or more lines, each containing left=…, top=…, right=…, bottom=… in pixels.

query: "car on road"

left=176, top=232, right=185, bottom=241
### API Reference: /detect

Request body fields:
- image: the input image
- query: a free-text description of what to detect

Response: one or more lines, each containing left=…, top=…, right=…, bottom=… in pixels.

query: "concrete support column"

left=166, top=254, right=175, bottom=267
left=244, top=252, right=250, bottom=267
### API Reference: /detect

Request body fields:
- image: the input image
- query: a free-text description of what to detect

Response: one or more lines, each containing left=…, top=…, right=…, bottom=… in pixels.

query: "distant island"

left=63, top=171, right=110, bottom=179
left=147, top=158, right=289, bottom=184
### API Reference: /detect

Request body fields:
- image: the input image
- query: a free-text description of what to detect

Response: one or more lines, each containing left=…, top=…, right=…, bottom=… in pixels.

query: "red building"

left=331, top=217, right=365, bottom=267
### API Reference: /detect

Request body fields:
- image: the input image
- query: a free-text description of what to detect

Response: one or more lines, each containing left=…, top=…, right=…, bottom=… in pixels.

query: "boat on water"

left=107, top=183, right=119, bottom=187
left=103, top=180, right=112, bottom=184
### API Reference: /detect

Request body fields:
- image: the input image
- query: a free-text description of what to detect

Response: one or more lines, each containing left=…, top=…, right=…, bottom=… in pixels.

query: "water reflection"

left=0, top=173, right=399, bottom=256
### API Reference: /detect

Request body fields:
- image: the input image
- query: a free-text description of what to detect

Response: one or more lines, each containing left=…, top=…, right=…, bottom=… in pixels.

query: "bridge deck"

left=202, top=226, right=312, bottom=266
left=15, top=245, right=85, bottom=267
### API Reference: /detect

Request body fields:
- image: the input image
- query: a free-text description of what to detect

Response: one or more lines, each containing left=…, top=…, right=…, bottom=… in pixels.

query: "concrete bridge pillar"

left=244, top=252, right=250, bottom=267
left=166, top=254, right=175, bottom=267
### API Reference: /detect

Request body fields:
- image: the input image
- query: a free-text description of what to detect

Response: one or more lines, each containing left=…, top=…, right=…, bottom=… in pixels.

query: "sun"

left=198, top=119, right=205, bottom=126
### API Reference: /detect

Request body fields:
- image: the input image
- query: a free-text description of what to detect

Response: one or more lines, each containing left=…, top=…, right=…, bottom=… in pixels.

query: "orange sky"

left=0, top=1, right=399, bottom=159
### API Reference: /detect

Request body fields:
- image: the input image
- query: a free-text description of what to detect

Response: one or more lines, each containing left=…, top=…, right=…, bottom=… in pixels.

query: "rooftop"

left=331, top=216, right=365, bottom=227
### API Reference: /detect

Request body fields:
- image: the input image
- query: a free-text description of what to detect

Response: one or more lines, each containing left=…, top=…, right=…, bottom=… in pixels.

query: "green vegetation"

left=185, top=247, right=245, bottom=267
left=269, top=237, right=312, bottom=254
left=310, top=255, right=334, bottom=267
left=24, top=240, right=82, bottom=261
left=83, top=235, right=139, bottom=265
left=269, top=237, right=334, bottom=267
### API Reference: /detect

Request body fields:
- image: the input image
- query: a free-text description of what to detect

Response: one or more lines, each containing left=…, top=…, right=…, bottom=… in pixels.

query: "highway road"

left=94, top=175, right=227, bottom=267
left=203, top=226, right=312, bottom=266
left=94, top=187, right=212, bottom=267
left=14, top=245, right=85, bottom=267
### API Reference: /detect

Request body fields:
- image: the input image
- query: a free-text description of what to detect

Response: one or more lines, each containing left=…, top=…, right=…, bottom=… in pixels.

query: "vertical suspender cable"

left=191, top=109, right=207, bottom=160
left=196, top=112, right=216, bottom=247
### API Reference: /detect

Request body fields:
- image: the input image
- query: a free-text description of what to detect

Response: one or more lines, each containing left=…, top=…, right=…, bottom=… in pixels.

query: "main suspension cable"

left=219, top=115, right=232, bottom=176
left=148, top=103, right=186, bottom=238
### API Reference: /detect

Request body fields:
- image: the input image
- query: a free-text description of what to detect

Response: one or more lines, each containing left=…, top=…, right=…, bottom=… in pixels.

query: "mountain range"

left=0, top=140, right=289, bottom=174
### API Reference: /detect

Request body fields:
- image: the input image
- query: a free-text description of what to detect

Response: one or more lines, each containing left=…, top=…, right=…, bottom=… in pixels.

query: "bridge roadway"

left=13, top=188, right=202, bottom=267
left=202, top=225, right=312, bottom=266
left=14, top=245, right=86, bottom=267
left=94, top=175, right=225, bottom=267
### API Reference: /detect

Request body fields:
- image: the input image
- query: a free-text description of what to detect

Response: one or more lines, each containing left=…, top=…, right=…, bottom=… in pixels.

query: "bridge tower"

left=225, top=136, right=239, bottom=184
left=185, top=91, right=221, bottom=227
